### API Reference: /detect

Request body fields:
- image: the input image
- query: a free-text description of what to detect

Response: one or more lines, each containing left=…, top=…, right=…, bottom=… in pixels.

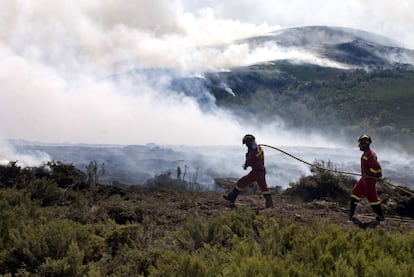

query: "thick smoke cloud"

left=0, top=0, right=348, bottom=148
left=0, top=1, right=260, bottom=146
left=1, top=0, right=412, bottom=149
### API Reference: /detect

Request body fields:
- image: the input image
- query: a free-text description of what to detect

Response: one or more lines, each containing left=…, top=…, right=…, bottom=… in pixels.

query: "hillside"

left=205, top=63, right=414, bottom=146
left=1, top=161, right=413, bottom=276
left=167, top=26, right=414, bottom=148
left=110, top=26, right=414, bottom=148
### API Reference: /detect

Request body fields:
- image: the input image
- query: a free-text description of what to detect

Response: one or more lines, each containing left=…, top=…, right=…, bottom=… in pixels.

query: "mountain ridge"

left=196, top=26, right=414, bottom=146
left=238, top=25, right=414, bottom=69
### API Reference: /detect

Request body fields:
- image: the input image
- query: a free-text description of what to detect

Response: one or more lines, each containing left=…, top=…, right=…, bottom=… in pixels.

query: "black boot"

left=223, top=187, right=241, bottom=205
left=264, top=194, right=273, bottom=209
left=349, top=198, right=358, bottom=220
left=372, top=204, right=385, bottom=221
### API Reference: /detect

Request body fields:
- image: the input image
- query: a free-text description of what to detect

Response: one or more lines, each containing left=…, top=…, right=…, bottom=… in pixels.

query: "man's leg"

left=264, top=193, right=273, bottom=208
left=350, top=178, right=364, bottom=220
left=371, top=204, right=385, bottom=221
left=256, top=173, right=273, bottom=208
left=223, top=186, right=241, bottom=204
left=367, top=180, right=384, bottom=221
left=349, top=197, right=358, bottom=220
left=223, top=173, right=253, bottom=204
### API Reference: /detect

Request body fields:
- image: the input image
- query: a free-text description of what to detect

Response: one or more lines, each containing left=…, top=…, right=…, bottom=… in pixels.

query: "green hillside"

left=210, top=63, right=414, bottom=147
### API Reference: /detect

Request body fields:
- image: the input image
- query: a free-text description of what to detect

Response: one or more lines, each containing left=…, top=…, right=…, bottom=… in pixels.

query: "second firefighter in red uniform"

left=223, top=134, right=273, bottom=208
left=349, top=134, right=385, bottom=222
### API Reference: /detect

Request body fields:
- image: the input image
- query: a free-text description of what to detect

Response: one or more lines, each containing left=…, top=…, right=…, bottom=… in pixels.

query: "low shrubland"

left=0, top=161, right=413, bottom=276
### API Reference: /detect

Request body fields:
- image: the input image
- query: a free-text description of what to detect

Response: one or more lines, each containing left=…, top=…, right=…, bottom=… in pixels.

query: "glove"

left=376, top=172, right=382, bottom=178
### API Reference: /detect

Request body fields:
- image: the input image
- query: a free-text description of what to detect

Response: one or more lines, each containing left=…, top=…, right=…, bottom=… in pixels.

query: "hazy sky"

left=183, top=0, right=414, bottom=48
left=1, top=0, right=413, bottom=147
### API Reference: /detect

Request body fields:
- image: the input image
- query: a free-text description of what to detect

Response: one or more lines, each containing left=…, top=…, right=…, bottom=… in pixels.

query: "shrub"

left=45, top=161, right=86, bottom=188
left=285, top=160, right=355, bottom=203
left=27, top=178, right=64, bottom=207
left=104, top=195, right=143, bottom=224
left=0, top=162, right=23, bottom=188
left=175, top=207, right=257, bottom=251
left=1, top=217, right=105, bottom=275
left=92, top=247, right=161, bottom=277
left=145, top=172, right=203, bottom=192
left=38, top=241, right=86, bottom=277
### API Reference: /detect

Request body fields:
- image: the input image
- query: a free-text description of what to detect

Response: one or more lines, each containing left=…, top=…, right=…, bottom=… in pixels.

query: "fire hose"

left=260, top=143, right=414, bottom=197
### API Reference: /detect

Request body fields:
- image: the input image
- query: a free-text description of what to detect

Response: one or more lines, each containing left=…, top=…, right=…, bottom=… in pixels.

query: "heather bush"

left=28, top=178, right=64, bottom=206
left=38, top=241, right=86, bottom=277
left=175, top=207, right=257, bottom=251
left=165, top=210, right=414, bottom=277
left=104, top=195, right=144, bottom=224
left=285, top=160, right=355, bottom=203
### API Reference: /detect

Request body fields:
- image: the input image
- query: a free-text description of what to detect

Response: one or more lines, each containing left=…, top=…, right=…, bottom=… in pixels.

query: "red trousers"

left=351, top=177, right=380, bottom=205
left=236, top=170, right=270, bottom=193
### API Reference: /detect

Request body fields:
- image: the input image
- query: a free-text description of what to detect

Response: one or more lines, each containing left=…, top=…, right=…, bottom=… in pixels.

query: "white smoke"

left=1, top=0, right=413, bottom=150
left=0, top=138, right=50, bottom=167
left=0, top=0, right=348, bottom=148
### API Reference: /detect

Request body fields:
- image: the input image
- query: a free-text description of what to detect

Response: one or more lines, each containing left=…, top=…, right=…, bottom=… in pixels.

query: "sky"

left=184, top=0, right=414, bottom=48
left=1, top=0, right=414, bottom=149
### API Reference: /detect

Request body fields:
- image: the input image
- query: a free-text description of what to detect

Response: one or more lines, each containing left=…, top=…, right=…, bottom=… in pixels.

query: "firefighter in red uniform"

left=223, top=134, right=273, bottom=208
left=349, top=134, right=385, bottom=222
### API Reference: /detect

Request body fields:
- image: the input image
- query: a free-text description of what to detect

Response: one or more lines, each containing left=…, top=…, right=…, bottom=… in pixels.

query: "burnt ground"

left=127, top=179, right=414, bottom=233
left=2, top=161, right=412, bottom=233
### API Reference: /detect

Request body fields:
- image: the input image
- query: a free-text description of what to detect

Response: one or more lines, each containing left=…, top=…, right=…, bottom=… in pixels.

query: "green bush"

left=38, top=241, right=86, bottom=277
left=285, top=160, right=355, bottom=203
left=28, top=178, right=64, bottom=207
left=103, top=194, right=144, bottom=224
left=97, top=247, right=161, bottom=277
left=175, top=207, right=257, bottom=251
left=1, top=216, right=105, bottom=275
left=169, top=211, right=414, bottom=277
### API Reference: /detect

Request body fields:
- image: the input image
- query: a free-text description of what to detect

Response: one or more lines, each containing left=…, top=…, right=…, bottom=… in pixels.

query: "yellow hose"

left=260, top=143, right=414, bottom=197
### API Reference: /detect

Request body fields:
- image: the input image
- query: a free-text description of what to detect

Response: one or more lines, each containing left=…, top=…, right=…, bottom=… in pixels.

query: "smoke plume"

left=0, top=0, right=350, bottom=147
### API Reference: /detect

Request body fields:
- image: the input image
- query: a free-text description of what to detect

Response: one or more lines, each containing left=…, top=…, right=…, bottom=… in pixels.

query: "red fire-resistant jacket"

left=245, top=145, right=265, bottom=171
left=361, top=149, right=382, bottom=178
